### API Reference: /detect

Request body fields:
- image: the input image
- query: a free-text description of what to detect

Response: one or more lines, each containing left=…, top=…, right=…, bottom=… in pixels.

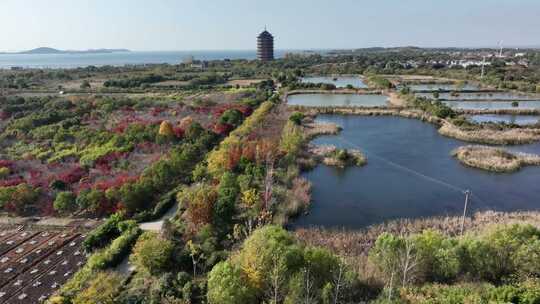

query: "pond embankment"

left=286, top=89, right=384, bottom=96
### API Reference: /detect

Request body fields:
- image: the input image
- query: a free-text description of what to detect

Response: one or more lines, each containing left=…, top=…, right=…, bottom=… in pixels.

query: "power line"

left=334, top=135, right=467, bottom=194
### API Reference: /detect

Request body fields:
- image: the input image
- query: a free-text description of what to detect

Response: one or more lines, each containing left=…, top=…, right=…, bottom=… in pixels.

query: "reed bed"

left=294, top=211, right=540, bottom=280
left=452, top=145, right=540, bottom=172
left=439, top=122, right=540, bottom=145
left=307, top=144, right=367, bottom=168
left=304, top=121, right=341, bottom=139
left=451, top=145, right=540, bottom=172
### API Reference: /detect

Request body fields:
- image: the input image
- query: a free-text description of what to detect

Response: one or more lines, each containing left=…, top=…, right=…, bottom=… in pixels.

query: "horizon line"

left=2, top=45, right=540, bottom=53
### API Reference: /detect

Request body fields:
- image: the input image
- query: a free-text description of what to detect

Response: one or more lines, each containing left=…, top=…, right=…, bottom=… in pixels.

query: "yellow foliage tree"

left=233, top=226, right=302, bottom=290
left=241, top=189, right=259, bottom=207
left=158, top=120, right=174, bottom=136
left=0, top=167, right=9, bottom=178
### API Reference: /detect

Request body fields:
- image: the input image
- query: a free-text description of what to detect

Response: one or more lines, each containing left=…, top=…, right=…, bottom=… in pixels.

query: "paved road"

left=138, top=202, right=178, bottom=232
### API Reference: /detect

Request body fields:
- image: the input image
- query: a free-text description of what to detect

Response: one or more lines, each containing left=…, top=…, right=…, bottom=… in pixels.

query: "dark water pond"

left=293, top=115, right=540, bottom=229
left=301, top=76, right=367, bottom=88
left=469, top=114, right=540, bottom=125
left=287, top=94, right=388, bottom=107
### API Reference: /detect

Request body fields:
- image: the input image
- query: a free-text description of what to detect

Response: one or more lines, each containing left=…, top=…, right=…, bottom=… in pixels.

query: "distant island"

left=0, top=47, right=130, bottom=55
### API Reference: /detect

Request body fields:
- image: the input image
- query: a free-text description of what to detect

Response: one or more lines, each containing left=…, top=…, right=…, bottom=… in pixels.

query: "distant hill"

left=1, top=47, right=130, bottom=55
left=20, top=47, right=63, bottom=54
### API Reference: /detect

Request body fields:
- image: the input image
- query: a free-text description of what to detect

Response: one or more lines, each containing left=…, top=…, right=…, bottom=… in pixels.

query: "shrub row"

left=58, top=224, right=141, bottom=301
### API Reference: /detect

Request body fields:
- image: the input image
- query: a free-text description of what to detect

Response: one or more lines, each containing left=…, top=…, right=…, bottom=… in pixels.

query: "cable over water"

left=334, top=135, right=468, bottom=195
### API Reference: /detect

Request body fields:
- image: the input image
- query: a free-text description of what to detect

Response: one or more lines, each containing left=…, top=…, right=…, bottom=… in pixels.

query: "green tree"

left=219, top=109, right=244, bottom=127
left=76, top=188, right=105, bottom=212
left=288, top=112, right=304, bottom=125
left=130, top=232, right=174, bottom=276
left=213, top=172, right=238, bottom=233
left=80, top=80, right=91, bottom=89
left=412, top=230, right=460, bottom=283
left=235, top=225, right=303, bottom=291
left=207, top=261, right=257, bottom=304
left=53, top=191, right=77, bottom=213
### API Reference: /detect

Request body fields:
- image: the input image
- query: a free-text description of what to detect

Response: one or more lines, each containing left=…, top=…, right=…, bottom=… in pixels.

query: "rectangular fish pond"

left=444, top=100, right=540, bottom=110
left=301, top=76, right=367, bottom=88
left=469, top=114, right=540, bottom=125
left=416, top=92, right=540, bottom=101
left=407, top=83, right=480, bottom=91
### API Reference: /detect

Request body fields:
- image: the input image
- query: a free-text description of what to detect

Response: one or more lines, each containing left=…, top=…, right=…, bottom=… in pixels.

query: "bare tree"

left=267, top=251, right=287, bottom=304
left=187, top=240, right=204, bottom=277
left=332, top=259, right=345, bottom=304
left=303, top=267, right=315, bottom=304
left=398, top=237, right=419, bottom=286
left=263, top=153, right=275, bottom=210
left=387, top=270, right=395, bottom=301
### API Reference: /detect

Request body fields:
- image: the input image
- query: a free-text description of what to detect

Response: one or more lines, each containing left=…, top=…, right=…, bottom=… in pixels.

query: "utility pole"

left=460, top=190, right=471, bottom=236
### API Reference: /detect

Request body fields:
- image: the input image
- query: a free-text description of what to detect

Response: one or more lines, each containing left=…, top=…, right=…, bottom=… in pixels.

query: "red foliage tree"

left=95, top=152, right=128, bottom=171
left=28, top=169, right=50, bottom=188
left=0, top=111, right=10, bottom=120
left=0, top=177, right=25, bottom=187
left=213, top=123, right=233, bottom=136
left=39, top=199, right=55, bottom=216
left=57, top=166, right=87, bottom=184
left=94, top=174, right=139, bottom=191
left=226, top=144, right=243, bottom=171
left=151, top=107, right=166, bottom=117
left=0, top=160, right=15, bottom=170
left=173, top=127, right=185, bottom=139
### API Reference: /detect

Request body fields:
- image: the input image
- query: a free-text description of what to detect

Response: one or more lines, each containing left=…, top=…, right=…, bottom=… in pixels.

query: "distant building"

left=190, top=60, right=208, bottom=69
left=257, top=29, right=274, bottom=61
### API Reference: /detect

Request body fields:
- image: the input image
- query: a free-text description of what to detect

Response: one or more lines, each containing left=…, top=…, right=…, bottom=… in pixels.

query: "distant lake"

left=288, top=94, right=388, bottom=107
left=301, top=76, right=367, bottom=88
left=0, top=50, right=296, bottom=69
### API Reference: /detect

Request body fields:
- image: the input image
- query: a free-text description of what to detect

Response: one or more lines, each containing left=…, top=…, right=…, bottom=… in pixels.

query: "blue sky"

left=1, top=0, right=539, bottom=51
